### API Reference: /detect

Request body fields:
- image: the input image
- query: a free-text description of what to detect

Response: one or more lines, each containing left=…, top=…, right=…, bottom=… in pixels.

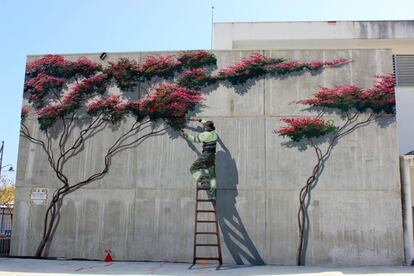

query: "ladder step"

left=197, top=199, right=215, bottom=202
left=196, top=232, right=218, bottom=235
left=192, top=185, right=223, bottom=266
left=195, top=257, right=221, bottom=260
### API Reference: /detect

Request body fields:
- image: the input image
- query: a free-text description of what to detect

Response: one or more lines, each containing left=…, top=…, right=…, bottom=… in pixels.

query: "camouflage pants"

left=190, top=152, right=216, bottom=190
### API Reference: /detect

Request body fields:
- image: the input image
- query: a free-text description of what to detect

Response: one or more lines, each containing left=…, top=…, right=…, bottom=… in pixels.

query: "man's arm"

left=180, top=118, right=208, bottom=143
left=189, top=118, right=207, bottom=124
left=182, top=131, right=206, bottom=143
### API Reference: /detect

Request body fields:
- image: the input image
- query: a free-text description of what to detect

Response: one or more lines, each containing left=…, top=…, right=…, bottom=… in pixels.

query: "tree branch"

left=66, top=126, right=169, bottom=194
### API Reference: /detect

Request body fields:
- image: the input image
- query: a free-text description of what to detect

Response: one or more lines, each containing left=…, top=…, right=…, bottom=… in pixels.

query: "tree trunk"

left=35, top=188, right=65, bottom=258
left=296, top=145, right=323, bottom=265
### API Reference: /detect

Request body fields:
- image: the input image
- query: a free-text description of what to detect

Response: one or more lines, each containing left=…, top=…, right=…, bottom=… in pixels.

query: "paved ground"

left=1, top=258, right=414, bottom=275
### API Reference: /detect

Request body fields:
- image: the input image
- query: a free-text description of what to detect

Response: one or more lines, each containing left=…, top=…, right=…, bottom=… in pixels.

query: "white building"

left=213, top=20, right=414, bottom=264
left=213, top=20, right=414, bottom=154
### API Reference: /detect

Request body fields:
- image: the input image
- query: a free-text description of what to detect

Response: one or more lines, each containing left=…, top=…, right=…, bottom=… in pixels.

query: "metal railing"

left=0, top=207, right=13, bottom=256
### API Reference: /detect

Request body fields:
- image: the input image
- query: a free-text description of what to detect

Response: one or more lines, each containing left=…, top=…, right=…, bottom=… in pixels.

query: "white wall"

left=214, top=21, right=414, bottom=53
left=396, top=87, right=414, bottom=154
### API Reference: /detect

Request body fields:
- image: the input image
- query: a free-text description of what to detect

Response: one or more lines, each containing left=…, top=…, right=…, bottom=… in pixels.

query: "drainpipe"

left=400, top=155, right=414, bottom=265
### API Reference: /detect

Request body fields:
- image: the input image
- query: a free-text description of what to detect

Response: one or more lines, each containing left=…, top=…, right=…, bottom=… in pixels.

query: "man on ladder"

left=181, top=118, right=223, bottom=267
left=181, top=118, right=217, bottom=198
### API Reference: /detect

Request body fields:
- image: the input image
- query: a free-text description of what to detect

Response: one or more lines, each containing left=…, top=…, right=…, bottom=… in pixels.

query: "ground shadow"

left=181, top=131, right=265, bottom=265
left=215, top=138, right=265, bottom=265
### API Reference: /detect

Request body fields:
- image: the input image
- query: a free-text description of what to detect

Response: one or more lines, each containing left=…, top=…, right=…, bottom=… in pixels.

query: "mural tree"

left=275, top=74, right=396, bottom=265
left=21, top=51, right=350, bottom=258
left=21, top=53, right=212, bottom=257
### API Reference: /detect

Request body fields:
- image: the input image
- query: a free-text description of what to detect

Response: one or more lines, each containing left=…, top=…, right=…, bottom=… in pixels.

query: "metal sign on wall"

left=29, top=188, right=48, bottom=205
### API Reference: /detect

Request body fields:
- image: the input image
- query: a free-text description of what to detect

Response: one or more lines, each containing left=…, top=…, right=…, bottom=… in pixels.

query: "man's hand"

left=180, top=130, right=188, bottom=137
left=189, top=118, right=201, bottom=122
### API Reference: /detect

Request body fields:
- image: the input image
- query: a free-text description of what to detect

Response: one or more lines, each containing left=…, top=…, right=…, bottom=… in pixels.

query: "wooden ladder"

left=191, top=186, right=223, bottom=266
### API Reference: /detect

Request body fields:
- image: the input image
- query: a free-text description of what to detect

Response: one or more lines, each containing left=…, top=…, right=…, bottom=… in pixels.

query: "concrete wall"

left=11, top=49, right=403, bottom=265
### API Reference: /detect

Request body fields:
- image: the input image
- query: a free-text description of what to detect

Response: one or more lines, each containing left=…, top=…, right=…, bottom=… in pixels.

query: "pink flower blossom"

left=217, top=53, right=285, bottom=84
left=278, top=117, right=330, bottom=130
left=275, top=117, right=337, bottom=142
left=86, top=93, right=125, bottom=113
left=70, top=57, right=102, bottom=78
left=359, top=74, right=395, bottom=113
left=141, top=55, right=182, bottom=79
left=296, top=84, right=360, bottom=107
left=265, top=61, right=306, bottom=73
left=71, top=73, right=108, bottom=96
left=25, top=73, right=64, bottom=93
left=21, top=105, right=30, bottom=120
left=216, top=53, right=350, bottom=85
left=139, top=83, right=204, bottom=128
left=105, top=58, right=141, bottom=90
left=218, top=53, right=273, bottom=76
left=182, top=68, right=208, bottom=76
left=323, top=58, right=352, bottom=67
left=307, top=61, right=325, bottom=70
left=36, top=102, right=65, bottom=118
left=177, top=68, right=215, bottom=90
left=24, top=73, right=64, bottom=103
left=296, top=74, right=395, bottom=114
left=177, top=51, right=216, bottom=68
left=26, top=55, right=69, bottom=77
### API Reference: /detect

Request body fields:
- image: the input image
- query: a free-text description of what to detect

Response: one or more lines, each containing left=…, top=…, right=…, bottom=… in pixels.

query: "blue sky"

left=1, top=0, right=413, bottom=181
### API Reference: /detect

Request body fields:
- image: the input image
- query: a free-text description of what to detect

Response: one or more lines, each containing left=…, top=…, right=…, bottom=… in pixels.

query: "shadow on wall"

left=215, top=138, right=265, bottom=265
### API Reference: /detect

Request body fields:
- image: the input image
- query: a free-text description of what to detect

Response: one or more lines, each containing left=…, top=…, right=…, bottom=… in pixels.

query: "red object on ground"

left=104, top=249, right=112, bottom=262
